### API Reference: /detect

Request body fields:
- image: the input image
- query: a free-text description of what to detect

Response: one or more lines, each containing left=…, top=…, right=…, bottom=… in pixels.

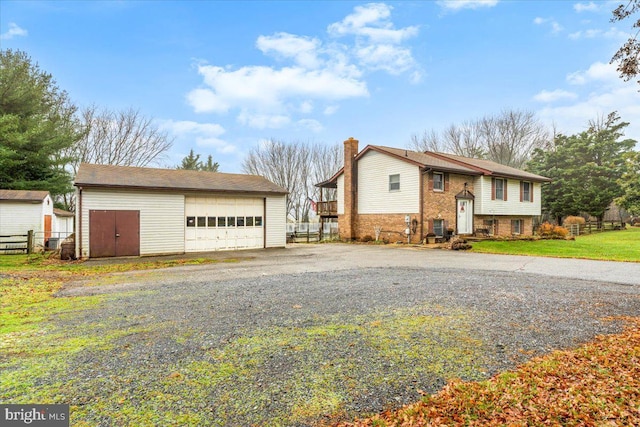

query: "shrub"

left=538, top=222, right=569, bottom=239
left=360, top=235, right=373, bottom=242
left=564, top=216, right=586, bottom=230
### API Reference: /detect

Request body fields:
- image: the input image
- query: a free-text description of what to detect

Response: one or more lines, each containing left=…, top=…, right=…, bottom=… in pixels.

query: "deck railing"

left=317, top=200, right=338, bottom=216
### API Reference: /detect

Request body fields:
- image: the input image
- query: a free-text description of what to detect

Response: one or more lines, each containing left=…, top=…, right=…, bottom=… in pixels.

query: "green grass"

left=471, top=227, right=640, bottom=262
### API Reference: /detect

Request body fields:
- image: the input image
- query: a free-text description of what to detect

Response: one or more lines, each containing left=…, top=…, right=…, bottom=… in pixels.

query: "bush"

left=538, top=222, right=569, bottom=239
left=360, top=235, right=373, bottom=242
left=564, top=216, right=586, bottom=229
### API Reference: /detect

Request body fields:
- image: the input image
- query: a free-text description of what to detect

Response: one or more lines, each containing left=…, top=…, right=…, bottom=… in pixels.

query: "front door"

left=457, top=199, right=473, bottom=235
left=90, top=210, right=140, bottom=257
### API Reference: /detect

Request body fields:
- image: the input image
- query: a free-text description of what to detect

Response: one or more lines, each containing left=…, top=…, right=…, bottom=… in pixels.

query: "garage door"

left=185, top=197, right=264, bottom=252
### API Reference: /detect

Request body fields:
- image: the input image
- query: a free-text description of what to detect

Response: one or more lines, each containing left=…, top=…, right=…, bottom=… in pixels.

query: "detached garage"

left=74, top=164, right=288, bottom=259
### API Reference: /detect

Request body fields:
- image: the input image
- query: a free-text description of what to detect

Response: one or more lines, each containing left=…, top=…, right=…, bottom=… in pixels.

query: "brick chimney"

left=341, top=137, right=359, bottom=240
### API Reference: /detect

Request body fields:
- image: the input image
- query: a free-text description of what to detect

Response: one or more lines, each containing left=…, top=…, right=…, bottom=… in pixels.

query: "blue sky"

left=1, top=0, right=638, bottom=173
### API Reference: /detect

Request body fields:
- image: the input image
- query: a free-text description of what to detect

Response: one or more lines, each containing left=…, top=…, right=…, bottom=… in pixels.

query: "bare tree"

left=409, top=109, right=550, bottom=168
left=66, top=105, right=173, bottom=176
left=242, top=139, right=342, bottom=221
left=611, top=0, right=640, bottom=85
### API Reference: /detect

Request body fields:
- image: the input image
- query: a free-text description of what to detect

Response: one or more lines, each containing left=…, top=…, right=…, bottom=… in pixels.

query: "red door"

left=44, top=215, right=52, bottom=242
left=89, top=210, right=140, bottom=257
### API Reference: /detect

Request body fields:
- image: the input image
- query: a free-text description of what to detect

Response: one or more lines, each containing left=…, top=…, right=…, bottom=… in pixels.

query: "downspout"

left=420, top=167, right=432, bottom=243
left=77, top=186, right=82, bottom=259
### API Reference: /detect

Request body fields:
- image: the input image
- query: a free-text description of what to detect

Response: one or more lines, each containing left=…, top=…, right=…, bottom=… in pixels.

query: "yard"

left=471, top=226, right=640, bottom=262
left=1, top=244, right=639, bottom=426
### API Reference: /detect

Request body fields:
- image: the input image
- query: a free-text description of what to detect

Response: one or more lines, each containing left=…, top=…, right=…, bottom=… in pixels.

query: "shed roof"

left=74, top=164, right=288, bottom=195
left=0, top=189, right=50, bottom=202
left=53, top=208, right=74, bottom=217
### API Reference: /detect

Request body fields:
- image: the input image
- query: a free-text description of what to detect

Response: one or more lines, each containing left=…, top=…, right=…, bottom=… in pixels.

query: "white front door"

left=457, top=199, right=473, bottom=234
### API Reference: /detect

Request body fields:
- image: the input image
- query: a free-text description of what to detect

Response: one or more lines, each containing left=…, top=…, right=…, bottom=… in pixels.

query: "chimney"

left=342, top=137, right=359, bottom=240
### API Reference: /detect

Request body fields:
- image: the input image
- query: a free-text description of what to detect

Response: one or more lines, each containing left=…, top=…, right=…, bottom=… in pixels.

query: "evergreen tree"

left=528, top=112, right=636, bottom=225
left=0, top=49, right=80, bottom=197
left=176, top=150, right=219, bottom=172
left=616, top=151, right=640, bottom=215
left=200, top=155, right=219, bottom=172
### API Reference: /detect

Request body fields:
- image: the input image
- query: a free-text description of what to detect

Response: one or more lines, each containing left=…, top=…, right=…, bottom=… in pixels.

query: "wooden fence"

left=0, top=230, right=33, bottom=254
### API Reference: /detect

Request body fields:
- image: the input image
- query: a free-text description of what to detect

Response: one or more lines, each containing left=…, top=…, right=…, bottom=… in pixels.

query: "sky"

left=1, top=0, right=639, bottom=173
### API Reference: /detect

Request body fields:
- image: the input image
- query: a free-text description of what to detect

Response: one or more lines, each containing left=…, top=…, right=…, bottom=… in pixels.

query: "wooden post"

left=27, top=230, right=33, bottom=254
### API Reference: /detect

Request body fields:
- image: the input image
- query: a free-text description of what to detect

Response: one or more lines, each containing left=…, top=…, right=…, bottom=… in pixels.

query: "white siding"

left=53, top=215, right=74, bottom=236
left=357, top=150, right=420, bottom=214
left=337, top=174, right=344, bottom=215
left=265, top=195, right=286, bottom=248
left=78, top=189, right=184, bottom=258
left=474, top=176, right=542, bottom=216
left=0, top=202, right=43, bottom=245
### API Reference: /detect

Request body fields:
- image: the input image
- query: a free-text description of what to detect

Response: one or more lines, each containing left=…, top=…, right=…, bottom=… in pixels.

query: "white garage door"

left=185, top=197, right=264, bottom=252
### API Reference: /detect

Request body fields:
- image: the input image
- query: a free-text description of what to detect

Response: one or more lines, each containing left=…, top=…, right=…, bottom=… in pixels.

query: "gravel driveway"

left=43, top=245, right=640, bottom=425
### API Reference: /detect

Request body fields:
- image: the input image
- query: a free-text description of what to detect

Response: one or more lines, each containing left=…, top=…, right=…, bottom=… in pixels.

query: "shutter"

left=444, top=219, right=449, bottom=235
left=428, top=218, right=434, bottom=234
left=520, top=182, right=523, bottom=202
left=444, top=173, right=450, bottom=192
left=531, top=183, right=534, bottom=203
left=428, top=171, right=433, bottom=191
left=495, top=219, right=499, bottom=235
left=491, top=178, right=496, bottom=200
left=504, top=179, right=508, bottom=201
left=511, top=220, right=515, bottom=234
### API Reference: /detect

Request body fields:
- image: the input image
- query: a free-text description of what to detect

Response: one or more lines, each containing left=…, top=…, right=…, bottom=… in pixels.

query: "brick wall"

left=474, top=215, right=534, bottom=236
left=355, top=213, right=421, bottom=243
left=422, top=172, right=475, bottom=237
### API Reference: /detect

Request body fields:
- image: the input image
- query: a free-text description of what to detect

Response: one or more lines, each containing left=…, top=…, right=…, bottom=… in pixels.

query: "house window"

left=433, top=219, right=444, bottom=237
left=483, top=219, right=498, bottom=235
left=389, top=174, right=400, bottom=191
left=512, top=219, right=523, bottom=235
left=522, top=181, right=532, bottom=202
left=433, top=172, right=444, bottom=191
left=495, top=178, right=506, bottom=201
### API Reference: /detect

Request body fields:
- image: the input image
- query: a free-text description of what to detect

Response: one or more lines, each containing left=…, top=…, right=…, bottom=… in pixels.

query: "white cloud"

left=573, top=2, right=599, bottom=13
left=328, top=3, right=418, bottom=43
left=567, top=61, right=619, bottom=85
left=161, top=120, right=236, bottom=153
left=324, top=105, right=339, bottom=115
left=256, top=32, right=322, bottom=68
left=533, top=17, right=563, bottom=34
left=533, top=89, right=578, bottom=103
left=568, top=27, right=628, bottom=40
left=0, top=22, right=27, bottom=40
left=187, top=2, right=421, bottom=129
left=437, top=0, right=499, bottom=11
left=296, top=118, right=324, bottom=132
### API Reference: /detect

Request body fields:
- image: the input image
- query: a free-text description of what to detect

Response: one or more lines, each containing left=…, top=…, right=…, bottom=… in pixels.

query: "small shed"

left=0, top=189, right=54, bottom=251
left=74, top=164, right=288, bottom=259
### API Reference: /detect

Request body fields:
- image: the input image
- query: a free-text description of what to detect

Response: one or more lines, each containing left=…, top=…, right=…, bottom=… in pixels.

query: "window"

left=217, top=216, right=226, bottom=227
left=389, top=174, right=400, bottom=191
left=255, top=216, right=263, bottom=226
left=512, top=219, right=523, bottom=235
left=494, top=178, right=506, bottom=201
left=186, top=217, right=196, bottom=227
left=227, top=216, right=236, bottom=227
left=237, top=216, right=245, bottom=227
left=433, top=172, right=444, bottom=191
left=197, top=217, right=206, bottom=227
left=246, top=216, right=254, bottom=226
left=433, top=219, right=444, bottom=237
left=521, top=181, right=532, bottom=202
left=207, top=217, right=216, bottom=227
left=483, top=219, right=497, bottom=235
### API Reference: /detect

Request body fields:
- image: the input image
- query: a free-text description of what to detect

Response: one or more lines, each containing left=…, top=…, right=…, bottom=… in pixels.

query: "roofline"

left=74, top=183, right=289, bottom=195
left=427, top=152, right=551, bottom=182
left=357, top=145, right=425, bottom=167
left=426, top=152, right=494, bottom=175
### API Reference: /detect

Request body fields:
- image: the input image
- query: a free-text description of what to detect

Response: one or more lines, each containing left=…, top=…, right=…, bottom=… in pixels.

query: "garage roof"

left=0, top=189, right=50, bottom=201
left=74, top=164, right=288, bottom=195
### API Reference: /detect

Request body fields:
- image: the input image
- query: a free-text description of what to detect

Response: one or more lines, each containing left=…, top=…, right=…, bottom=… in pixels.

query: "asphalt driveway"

left=29, top=245, right=640, bottom=425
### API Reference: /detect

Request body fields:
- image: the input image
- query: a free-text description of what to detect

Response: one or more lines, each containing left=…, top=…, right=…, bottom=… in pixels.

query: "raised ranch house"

left=0, top=189, right=74, bottom=252
left=316, top=138, right=551, bottom=243
left=74, top=164, right=287, bottom=259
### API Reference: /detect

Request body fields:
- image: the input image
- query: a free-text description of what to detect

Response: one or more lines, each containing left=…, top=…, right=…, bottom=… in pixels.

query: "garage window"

left=255, top=216, right=263, bottom=226
left=246, top=216, right=254, bottom=226
left=217, top=216, right=226, bottom=227
left=197, top=217, right=206, bottom=227
left=237, top=217, right=245, bottom=227
left=186, top=217, right=196, bottom=227
left=227, top=216, right=236, bottom=227
left=208, top=217, right=216, bottom=227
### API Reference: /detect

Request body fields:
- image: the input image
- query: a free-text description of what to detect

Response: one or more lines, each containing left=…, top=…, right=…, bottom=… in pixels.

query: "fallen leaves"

left=334, top=317, right=640, bottom=427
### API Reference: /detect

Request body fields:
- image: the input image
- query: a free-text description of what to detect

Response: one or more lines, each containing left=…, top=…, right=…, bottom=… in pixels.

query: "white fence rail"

left=286, top=222, right=339, bottom=242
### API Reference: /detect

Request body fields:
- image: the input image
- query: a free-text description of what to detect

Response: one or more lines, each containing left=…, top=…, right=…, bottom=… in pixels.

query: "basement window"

left=389, top=174, right=400, bottom=191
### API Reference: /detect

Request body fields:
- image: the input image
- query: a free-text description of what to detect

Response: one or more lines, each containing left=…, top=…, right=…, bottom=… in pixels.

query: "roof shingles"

left=74, top=164, right=288, bottom=195
left=0, top=190, right=50, bottom=201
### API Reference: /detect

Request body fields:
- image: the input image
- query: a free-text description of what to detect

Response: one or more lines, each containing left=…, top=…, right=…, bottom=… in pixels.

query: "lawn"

left=471, top=227, right=640, bottom=262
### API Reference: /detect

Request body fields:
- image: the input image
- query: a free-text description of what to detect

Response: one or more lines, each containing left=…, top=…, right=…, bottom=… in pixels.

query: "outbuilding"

left=74, top=163, right=288, bottom=259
